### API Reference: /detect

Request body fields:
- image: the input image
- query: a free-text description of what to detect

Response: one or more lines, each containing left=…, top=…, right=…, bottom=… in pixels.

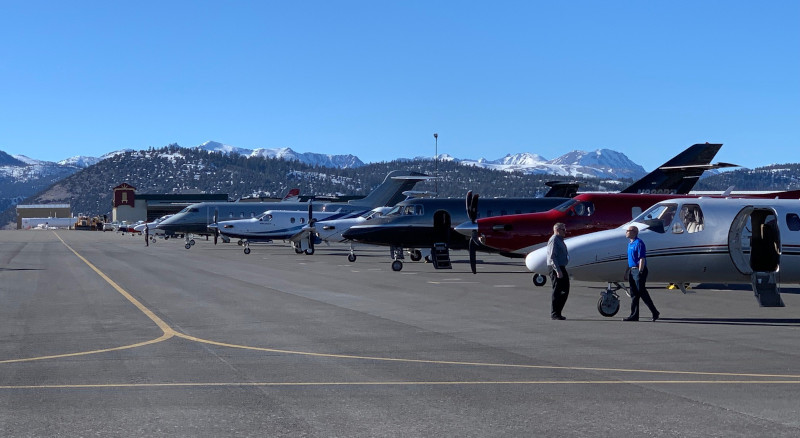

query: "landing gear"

left=305, top=247, right=315, bottom=255
left=185, top=243, right=191, bottom=249
left=237, top=240, right=244, bottom=246
left=184, top=234, right=195, bottom=250
left=409, top=249, right=422, bottom=262
left=390, top=246, right=404, bottom=271
left=598, top=287, right=620, bottom=317
left=348, top=253, right=357, bottom=262
left=532, top=273, right=547, bottom=287
left=243, top=241, right=251, bottom=254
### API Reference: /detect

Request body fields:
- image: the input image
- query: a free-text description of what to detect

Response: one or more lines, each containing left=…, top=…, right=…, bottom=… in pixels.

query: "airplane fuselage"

left=342, top=197, right=569, bottom=250
left=525, top=197, right=800, bottom=285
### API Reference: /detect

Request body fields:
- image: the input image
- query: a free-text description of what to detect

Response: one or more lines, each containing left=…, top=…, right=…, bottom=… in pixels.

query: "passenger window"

left=290, top=217, right=296, bottom=224
left=300, top=218, right=305, bottom=224
left=680, top=204, right=704, bottom=233
left=415, top=205, right=424, bottom=215
left=787, top=213, right=800, bottom=231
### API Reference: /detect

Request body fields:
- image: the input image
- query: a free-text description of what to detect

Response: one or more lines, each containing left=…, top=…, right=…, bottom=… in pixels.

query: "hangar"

left=15, top=203, right=72, bottom=229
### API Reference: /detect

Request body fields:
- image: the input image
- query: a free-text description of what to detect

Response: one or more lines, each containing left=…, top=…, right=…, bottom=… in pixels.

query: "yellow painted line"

left=53, top=232, right=175, bottom=337
left=174, top=333, right=800, bottom=379
left=5, top=232, right=793, bottom=383
left=2, top=380, right=800, bottom=390
left=0, top=333, right=173, bottom=364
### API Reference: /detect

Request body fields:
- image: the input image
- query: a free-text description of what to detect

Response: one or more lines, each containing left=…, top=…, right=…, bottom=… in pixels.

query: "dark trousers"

left=550, top=267, right=569, bottom=317
left=628, top=267, right=657, bottom=318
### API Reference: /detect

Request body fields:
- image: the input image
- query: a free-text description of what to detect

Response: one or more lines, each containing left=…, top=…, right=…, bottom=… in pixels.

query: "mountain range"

left=2, top=140, right=799, bottom=229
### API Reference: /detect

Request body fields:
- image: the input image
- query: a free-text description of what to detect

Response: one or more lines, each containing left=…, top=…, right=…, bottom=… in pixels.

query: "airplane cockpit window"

left=401, top=205, right=423, bottom=216
left=555, top=199, right=578, bottom=212
left=787, top=213, right=800, bottom=231
left=680, top=204, right=705, bottom=233
left=257, top=213, right=273, bottom=222
left=386, top=206, right=403, bottom=216
left=635, top=203, right=678, bottom=231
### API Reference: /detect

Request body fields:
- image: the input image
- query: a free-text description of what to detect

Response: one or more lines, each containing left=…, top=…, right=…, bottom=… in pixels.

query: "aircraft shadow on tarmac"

left=0, top=268, right=43, bottom=272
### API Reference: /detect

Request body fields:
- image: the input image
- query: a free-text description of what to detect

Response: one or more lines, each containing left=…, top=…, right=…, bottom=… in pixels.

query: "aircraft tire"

left=184, top=243, right=191, bottom=250
left=348, top=254, right=357, bottom=262
left=189, top=239, right=196, bottom=246
left=391, top=260, right=403, bottom=272
left=410, top=250, right=422, bottom=262
left=294, top=247, right=304, bottom=254
left=237, top=240, right=243, bottom=246
left=532, top=274, right=547, bottom=287
left=597, top=292, right=620, bottom=317
left=305, top=248, right=315, bottom=255
left=244, top=247, right=251, bottom=255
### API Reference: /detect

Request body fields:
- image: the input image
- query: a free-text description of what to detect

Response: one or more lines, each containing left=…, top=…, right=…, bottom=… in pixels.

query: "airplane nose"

left=525, top=248, right=548, bottom=273
left=453, top=221, right=477, bottom=237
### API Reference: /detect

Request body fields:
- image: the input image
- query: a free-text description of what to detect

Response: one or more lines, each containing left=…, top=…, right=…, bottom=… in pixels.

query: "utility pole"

left=433, top=132, right=438, bottom=194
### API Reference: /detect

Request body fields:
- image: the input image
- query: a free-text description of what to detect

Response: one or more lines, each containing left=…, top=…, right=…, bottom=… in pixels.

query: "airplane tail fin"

left=350, top=171, right=430, bottom=208
left=282, top=188, right=301, bottom=202
left=620, top=143, right=735, bottom=194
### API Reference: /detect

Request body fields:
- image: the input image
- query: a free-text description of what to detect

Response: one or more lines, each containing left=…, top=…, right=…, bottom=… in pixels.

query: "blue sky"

left=1, top=1, right=798, bottom=170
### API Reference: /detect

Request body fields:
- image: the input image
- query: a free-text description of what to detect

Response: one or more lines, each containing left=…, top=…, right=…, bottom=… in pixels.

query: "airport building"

left=112, top=183, right=229, bottom=223
left=15, top=204, right=72, bottom=229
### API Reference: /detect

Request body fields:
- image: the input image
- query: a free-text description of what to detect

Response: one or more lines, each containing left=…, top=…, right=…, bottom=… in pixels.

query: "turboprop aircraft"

left=288, top=206, right=394, bottom=259
left=209, top=204, right=346, bottom=254
left=156, top=171, right=428, bottom=248
left=524, top=197, right=800, bottom=316
left=342, top=143, right=727, bottom=272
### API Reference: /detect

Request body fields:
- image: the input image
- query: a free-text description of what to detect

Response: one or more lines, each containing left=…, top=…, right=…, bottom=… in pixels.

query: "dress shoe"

left=551, top=315, right=566, bottom=320
left=652, top=312, right=660, bottom=322
left=622, top=316, right=639, bottom=321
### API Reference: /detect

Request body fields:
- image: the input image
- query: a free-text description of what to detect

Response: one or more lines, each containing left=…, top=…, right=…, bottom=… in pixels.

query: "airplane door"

left=433, top=210, right=451, bottom=243
left=729, top=207, right=780, bottom=274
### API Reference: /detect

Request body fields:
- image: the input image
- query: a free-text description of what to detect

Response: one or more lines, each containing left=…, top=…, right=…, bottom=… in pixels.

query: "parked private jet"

left=343, top=143, right=728, bottom=271
left=288, top=206, right=394, bottom=259
left=157, top=171, right=428, bottom=248
left=524, top=197, right=800, bottom=316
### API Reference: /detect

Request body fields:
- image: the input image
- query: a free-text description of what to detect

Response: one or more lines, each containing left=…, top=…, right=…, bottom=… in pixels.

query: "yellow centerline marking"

left=1, top=232, right=795, bottom=385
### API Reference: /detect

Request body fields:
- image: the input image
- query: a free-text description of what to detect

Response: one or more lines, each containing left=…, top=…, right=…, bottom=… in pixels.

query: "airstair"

left=431, top=243, right=452, bottom=269
left=751, top=272, right=784, bottom=307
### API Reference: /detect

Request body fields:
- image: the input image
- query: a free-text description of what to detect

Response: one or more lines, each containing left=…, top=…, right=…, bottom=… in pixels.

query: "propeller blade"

left=466, top=191, right=473, bottom=217
left=213, top=209, right=219, bottom=245
left=467, top=193, right=479, bottom=223
left=469, top=232, right=478, bottom=274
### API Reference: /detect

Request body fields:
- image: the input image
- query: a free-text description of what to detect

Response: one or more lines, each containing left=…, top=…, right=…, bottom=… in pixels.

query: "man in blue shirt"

left=623, top=226, right=660, bottom=322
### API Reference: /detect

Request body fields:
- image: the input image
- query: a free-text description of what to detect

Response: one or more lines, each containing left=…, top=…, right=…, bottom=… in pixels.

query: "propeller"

left=213, top=209, right=219, bottom=245
left=466, top=191, right=480, bottom=274
left=307, top=202, right=316, bottom=253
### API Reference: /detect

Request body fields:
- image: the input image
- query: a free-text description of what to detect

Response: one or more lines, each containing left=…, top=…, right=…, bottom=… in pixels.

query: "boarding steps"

left=752, top=272, right=784, bottom=307
left=432, top=243, right=452, bottom=269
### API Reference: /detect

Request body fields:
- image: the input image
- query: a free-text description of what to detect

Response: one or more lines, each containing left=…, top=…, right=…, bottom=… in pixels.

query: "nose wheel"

left=532, top=273, right=547, bottom=287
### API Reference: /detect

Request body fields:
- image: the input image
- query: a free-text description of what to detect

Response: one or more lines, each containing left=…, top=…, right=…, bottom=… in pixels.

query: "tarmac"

left=1, top=230, right=799, bottom=437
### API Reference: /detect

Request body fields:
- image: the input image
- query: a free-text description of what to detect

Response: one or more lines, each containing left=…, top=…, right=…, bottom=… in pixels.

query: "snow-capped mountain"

left=198, top=141, right=365, bottom=169
left=414, top=149, right=646, bottom=179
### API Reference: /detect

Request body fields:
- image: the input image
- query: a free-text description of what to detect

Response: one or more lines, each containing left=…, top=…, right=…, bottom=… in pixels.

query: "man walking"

left=623, top=226, right=659, bottom=321
left=547, top=222, right=569, bottom=320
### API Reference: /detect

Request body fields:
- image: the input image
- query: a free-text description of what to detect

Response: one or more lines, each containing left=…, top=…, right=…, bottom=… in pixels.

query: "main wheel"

left=597, top=291, right=620, bottom=317
left=391, top=260, right=403, bottom=272
left=294, top=247, right=303, bottom=254
left=189, top=239, right=196, bottom=246
left=348, top=253, right=357, bottom=262
left=184, top=243, right=191, bottom=249
left=305, top=248, right=315, bottom=255
left=532, top=274, right=547, bottom=287
left=409, top=250, right=422, bottom=261
left=244, top=247, right=251, bottom=255
left=237, top=240, right=243, bottom=246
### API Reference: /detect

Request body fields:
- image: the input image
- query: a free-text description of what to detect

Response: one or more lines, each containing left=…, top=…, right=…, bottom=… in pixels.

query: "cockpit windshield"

left=256, top=212, right=273, bottom=221
left=555, top=199, right=579, bottom=212
left=634, top=203, right=677, bottom=228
